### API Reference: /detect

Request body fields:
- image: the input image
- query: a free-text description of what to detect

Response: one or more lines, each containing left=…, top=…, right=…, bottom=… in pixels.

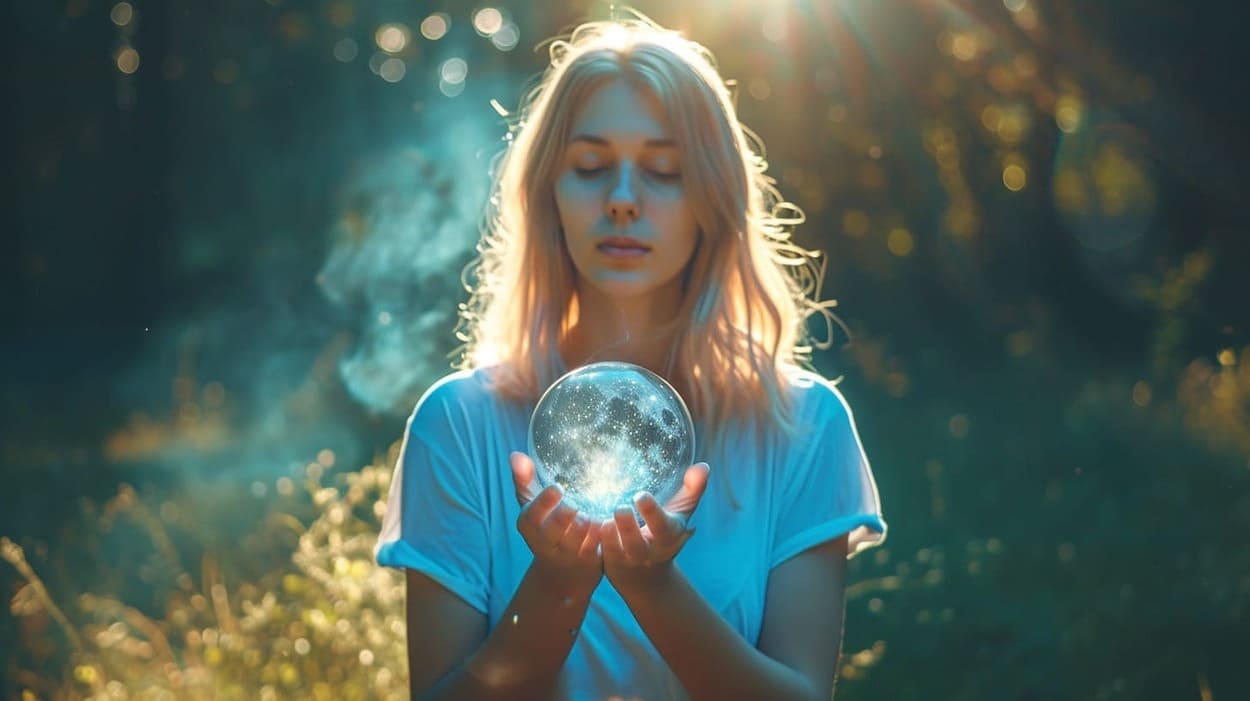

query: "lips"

left=597, top=236, right=650, bottom=258
left=597, top=236, right=651, bottom=255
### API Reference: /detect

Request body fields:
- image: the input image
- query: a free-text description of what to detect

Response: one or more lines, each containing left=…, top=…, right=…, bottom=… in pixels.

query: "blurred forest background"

left=3, top=0, right=1249, bottom=699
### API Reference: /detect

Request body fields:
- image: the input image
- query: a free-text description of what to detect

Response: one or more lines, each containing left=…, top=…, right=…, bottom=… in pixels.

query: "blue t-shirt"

left=376, top=367, right=886, bottom=700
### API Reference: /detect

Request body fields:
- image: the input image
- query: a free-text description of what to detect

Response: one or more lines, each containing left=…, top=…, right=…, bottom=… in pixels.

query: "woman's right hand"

left=509, top=451, right=603, bottom=599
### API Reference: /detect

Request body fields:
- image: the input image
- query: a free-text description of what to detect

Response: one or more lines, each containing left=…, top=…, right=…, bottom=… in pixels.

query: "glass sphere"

left=528, top=361, right=695, bottom=521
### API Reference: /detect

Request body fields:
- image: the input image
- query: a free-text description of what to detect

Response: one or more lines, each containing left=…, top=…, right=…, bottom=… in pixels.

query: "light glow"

left=472, top=8, right=504, bottom=37
left=420, top=13, right=449, bottom=41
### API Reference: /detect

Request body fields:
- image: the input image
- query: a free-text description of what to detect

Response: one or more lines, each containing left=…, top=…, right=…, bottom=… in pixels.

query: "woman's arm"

left=410, top=557, right=598, bottom=700
left=601, top=465, right=848, bottom=701
left=409, top=453, right=604, bottom=700
left=611, top=535, right=849, bottom=701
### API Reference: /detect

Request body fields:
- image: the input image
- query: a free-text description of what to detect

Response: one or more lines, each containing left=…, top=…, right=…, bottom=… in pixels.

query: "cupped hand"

left=601, top=462, right=710, bottom=594
left=510, top=451, right=603, bottom=598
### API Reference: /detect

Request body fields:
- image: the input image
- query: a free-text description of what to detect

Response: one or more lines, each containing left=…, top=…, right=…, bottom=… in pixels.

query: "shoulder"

left=408, top=367, right=509, bottom=432
left=782, top=368, right=856, bottom=426
left=417, top=368, right=497, bottom=407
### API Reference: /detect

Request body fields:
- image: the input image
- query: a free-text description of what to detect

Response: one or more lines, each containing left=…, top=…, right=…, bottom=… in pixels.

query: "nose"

left=606, top=162, right=639, bottom=222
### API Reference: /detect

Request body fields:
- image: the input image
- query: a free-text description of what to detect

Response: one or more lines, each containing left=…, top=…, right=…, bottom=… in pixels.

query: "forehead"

left=568, top=79, right=673, bottom=142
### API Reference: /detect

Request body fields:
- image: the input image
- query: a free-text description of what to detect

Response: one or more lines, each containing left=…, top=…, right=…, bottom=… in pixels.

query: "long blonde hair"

left=456, top=17, right=836, bottom=437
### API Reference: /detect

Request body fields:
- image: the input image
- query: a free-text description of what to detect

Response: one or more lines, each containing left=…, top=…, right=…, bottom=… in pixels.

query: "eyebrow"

left=568, top=134, right=678, bottom=149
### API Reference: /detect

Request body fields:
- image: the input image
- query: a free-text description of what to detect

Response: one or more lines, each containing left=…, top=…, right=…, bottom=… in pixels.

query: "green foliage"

left=4, top=452, right=408, bottom=700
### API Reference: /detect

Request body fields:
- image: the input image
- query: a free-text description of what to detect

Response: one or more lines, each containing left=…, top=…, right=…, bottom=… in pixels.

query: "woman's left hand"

left=601, top=462, right=710, bottom=594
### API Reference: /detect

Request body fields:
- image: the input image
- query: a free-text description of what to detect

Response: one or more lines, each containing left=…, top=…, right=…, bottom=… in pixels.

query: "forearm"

left=616, top=565, right=820, bottom=701
left=421, top=564, right=594, bottom=701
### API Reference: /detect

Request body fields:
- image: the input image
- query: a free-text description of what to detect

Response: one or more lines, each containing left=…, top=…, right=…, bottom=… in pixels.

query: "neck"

left=561, top=289, right=680, bottom=377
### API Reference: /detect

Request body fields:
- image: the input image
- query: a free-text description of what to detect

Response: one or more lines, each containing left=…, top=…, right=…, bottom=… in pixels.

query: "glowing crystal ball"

left=528, top=361, right=696, bottom=521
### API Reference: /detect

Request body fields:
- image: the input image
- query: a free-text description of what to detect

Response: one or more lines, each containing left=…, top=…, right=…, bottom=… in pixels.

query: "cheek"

left=653, top=198, right=700, bottom=242
left=554, top=179, right=594, bottom=264
left=554, top=176, right=600, bottom=214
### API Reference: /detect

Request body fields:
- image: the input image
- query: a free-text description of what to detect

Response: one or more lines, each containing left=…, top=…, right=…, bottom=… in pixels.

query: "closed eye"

left=572, top=165, right=681, bottom=182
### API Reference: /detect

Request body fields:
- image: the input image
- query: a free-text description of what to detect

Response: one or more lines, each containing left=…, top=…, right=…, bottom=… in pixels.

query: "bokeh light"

left=379, top=58, right=406, bottom=83
left=420, top=13, right=449, bottom=41
left=440, top=57, right=468, bottom=84
left=1055, top=95, right=1083, bottom=133
left=887, top=228, right=915, bottom=257
left=374, top=23, right=410, bottom=54
left=843, top=209, right=870, bottom=238
left=439, top=79, right=465, bottom=98
left=949, top=33, right=979, bottom=61
left=980, top=105, right=1003, bottom=133
left=333, top=38, right=358, bottom=63
left=491, top=23, right=520, bottom=51
left=110, top=2, right=134, bottom=27
left=1002, top=164, right=1027, bottom=191
left=114, top=46, right=139, bottom=74
left=367, top=51, right=387, bottom=76
left=472, top=7, right=504, bottom=37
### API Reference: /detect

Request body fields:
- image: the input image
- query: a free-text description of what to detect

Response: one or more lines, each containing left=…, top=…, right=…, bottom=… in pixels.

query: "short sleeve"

left=375, top=376, right=491, bottom=613
left=771, top=381, right=887, bottom=567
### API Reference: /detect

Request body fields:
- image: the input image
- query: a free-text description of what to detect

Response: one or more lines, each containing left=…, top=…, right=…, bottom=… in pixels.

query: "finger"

left=510, top=451, right=541, bottom=505
left=635, top=492, right=684, bottom=544
left=663, top=463, right=711, bottom=518
left=634, top=491, right=662, bottom=527
left=519, top=484, right=563, bottom=533
left=558, top=515, right=590, bottom=555
left=614, top=507, right=648, bottom=562
left=539, top=502, right=579, bottom=549
left=578, top=520, right=603, bottom=560
left=634, top=491, right=666, bottom=534
left=600, top=519, right=622, bottom=557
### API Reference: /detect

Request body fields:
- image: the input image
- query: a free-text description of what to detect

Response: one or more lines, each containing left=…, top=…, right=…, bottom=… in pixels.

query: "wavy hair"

left=455, top=17, right=837, bottom=438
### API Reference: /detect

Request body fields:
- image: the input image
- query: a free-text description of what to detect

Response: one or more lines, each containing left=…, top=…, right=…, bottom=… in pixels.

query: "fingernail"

left=633, top=491, right=649, bottom=505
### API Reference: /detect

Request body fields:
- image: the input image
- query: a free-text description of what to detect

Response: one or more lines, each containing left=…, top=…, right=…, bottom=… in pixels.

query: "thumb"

left=664, top=462, right=711, bottom=518
left=510, top=451, right=540, bottom=505
left=685, top=462, right=710, bottom=493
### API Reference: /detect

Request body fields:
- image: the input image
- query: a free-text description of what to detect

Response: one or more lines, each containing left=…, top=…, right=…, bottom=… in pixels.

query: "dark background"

left=3, top=0, right=1249, bottom=698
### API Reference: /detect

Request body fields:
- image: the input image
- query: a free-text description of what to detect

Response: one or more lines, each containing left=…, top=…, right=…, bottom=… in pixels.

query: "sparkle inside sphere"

left=528, top=362, right=696, bottom=521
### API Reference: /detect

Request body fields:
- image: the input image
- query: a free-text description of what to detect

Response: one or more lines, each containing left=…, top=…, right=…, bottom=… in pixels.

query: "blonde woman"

left=376, top=16, right=886, bottom=701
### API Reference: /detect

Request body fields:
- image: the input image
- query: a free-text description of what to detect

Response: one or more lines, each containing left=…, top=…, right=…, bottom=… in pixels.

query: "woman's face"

left=554, top=78, right=700, bottom=310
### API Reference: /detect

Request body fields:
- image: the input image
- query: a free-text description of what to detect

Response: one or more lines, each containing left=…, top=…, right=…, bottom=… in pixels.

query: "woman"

left=376, top=16, right=886, bottom=701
